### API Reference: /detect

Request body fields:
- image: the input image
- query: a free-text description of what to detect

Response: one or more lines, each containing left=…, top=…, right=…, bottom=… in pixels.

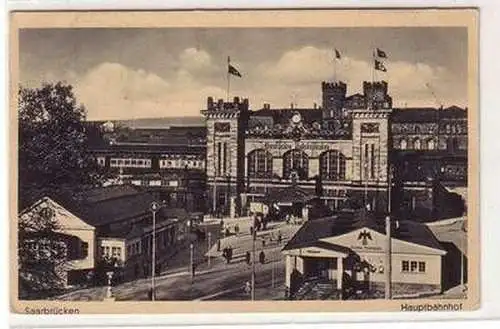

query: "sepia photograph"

left=9, top=9, right=478, bottom=313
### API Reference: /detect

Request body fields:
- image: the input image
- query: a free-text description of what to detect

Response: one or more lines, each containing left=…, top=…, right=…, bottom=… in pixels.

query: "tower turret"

left=322, top=81, right=347, bottom=120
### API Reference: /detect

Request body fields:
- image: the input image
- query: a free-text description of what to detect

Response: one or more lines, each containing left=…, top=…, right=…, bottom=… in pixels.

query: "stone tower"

left=322, top=81, right=347, bottom=120
left=201, top=96, right=249, bottom=217
left=351, top=81, right=392, bottom=212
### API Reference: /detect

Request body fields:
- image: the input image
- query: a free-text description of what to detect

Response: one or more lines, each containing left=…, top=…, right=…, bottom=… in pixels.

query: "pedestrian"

left=245, top=251, right=251, bottom=265
left=217, top=239, right=221, bottom=251
left=234, top=223, right=240, bottom=235
left=259, top=250, right=266, bottom=264
left=262, top=239, right=266, bottom=248
left=278, top=230, right=282, bottom=245
left=245, top=281, right=251, bottom=295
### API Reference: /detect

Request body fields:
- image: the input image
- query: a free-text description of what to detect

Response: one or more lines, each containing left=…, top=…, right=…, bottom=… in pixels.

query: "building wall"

left=63, top=228, right=96, bottom=271
left=97, top=238, right=126, bottom=264
left=351, top=110, right=391, bottom=183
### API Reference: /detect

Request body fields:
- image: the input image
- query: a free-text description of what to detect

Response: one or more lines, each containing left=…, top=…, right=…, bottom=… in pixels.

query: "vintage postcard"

left=9, top=9, right=479, bottom=314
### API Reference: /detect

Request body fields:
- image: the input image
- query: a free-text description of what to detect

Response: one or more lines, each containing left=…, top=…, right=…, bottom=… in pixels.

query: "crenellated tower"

left=201, top=96, right=249, bottom=217
left=322, top=81, right=347, bottom=120
left=351, top=81, right=393, bottom=212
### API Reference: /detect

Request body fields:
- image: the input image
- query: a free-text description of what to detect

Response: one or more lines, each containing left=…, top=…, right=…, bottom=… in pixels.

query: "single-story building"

left=18, top=185, right=190, bottom=291
left=282, top=208, right=447, bottom=300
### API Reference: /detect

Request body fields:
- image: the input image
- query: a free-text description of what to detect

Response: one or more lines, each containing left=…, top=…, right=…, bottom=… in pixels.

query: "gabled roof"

left=19, top=197, right=95, bottom=231
left=282, top=208, right=445, bottom=252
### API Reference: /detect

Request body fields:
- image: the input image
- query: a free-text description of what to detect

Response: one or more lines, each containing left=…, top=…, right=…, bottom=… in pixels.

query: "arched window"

left=247, top=149, right=273, bottom=178
left=414, top=138, right=421, bottom=150
left=283, top=149, right=309, bottom=180
left=400, top=139, right=407, bottom=150
left=427, top=139, right=435, bottom=150
left=319, top=150, right=346, bottom=181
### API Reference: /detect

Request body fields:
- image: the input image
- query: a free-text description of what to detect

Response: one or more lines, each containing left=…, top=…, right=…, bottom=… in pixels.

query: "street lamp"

left=150, top=201, right=161, bottom=301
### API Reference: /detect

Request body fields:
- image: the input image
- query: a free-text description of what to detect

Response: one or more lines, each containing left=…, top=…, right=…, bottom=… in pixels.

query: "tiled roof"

left=282, top=208, right=445, bottom=252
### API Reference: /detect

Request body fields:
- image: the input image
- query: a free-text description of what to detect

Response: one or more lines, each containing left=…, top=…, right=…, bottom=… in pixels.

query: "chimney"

left=313, top=102, right=317, bottom=109
left=207, top=97, right=214, bottom=109
left=233, top=96, right=240, bottom=104
left=290, top=103, right=294, bottom=109
left=217, top=99, right=224, bottom=109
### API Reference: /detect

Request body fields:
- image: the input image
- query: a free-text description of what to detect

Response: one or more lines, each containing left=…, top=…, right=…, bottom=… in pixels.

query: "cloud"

left=256, top=46, right=461, bottom=108
left=73, top=59, right=226, bottom=120
left=23, top=45, right=465, bottom=120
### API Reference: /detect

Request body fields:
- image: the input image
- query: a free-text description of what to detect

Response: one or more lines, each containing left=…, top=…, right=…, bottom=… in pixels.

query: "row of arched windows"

left=399, top=138, right=436, bottom=150
left=247, top=149, right=346, bottom=181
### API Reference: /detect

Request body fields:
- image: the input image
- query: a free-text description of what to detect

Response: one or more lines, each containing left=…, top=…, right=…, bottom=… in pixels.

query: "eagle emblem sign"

left=357, top=230, right=372, bottom=246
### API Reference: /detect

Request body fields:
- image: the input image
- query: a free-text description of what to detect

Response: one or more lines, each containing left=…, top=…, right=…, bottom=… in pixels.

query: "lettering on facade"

left=262, top=141, right=333, bottom=151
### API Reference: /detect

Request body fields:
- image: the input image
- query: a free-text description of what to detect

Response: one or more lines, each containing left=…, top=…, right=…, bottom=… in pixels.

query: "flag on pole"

left=376, top=48, right=387, bottom=58
left=228, top=57, right=242, bottom=77
left=334, top=49, right=341, bottom=60
left=375, top=59, right=387, bottom=72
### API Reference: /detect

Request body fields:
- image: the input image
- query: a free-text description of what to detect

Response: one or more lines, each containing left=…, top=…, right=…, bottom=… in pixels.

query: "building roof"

left=391, top=107, right=467, bottom=123
left=283, top=208, right=445, bottom=252
left=250, top=108, right=323, bottom=125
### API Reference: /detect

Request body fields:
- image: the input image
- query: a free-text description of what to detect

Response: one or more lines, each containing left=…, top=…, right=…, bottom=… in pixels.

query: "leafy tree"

left=18, top=206, right=69, bottom=299
left=18, top=82, right=104, bottom=208
left=17, top=82, right=106, bottom=297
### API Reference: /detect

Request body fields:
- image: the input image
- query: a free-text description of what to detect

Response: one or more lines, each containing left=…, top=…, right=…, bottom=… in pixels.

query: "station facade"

left=202, top=79, right=467, bottom=221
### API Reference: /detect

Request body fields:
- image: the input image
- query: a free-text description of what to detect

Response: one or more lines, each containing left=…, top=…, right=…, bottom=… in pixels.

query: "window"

left=414, top=138, right=421, bottom=150
left=283, top=149, right=309, bottom=180
left=400, top=139, right=407, bottom=150
left=112, top=247, right=118, bottom=256
left=116, top=247, right=121, bottom=259
left=410, top=261, right=418, bottom=272
left=402, top=261, right=409, bottom=272
left=105, top=246, right=110, bottom=256
left=427, top=139, right=435, bottom=150
left=247, top=149, right=273, bottom=178
left=216, top=142, right=221, bottom=176
left=370, top=144, right=375, bottom=179
left=319, top=150, right=346, bottom=181
left=100, top=246, right=105, bottom=256
left=418, top=261, right=426, bottom=273
left=222, top=142, right=228, bottom=174
left=81, top=242, right=89, bottom=258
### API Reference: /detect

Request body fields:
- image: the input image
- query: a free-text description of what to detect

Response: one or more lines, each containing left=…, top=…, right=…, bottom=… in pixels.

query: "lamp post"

left=251, top=222, right=256, bottom=301
left=207, top=231, right=212, bottom=267
left=190, top=243, right=194, bottom=282
left=150, top=201, right=160, bottom=301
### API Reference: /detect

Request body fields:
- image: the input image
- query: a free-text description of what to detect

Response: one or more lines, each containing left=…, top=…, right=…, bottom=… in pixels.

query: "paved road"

left=56, top=218, right=298, bottom=301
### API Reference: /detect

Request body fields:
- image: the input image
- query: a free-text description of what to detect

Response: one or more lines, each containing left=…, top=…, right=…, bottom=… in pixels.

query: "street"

left=56, top=217, right=300, bottom=301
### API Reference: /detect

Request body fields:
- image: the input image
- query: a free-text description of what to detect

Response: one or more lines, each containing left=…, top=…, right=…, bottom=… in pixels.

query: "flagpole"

left=334, top=51, right=337, bottom=82
left=227, top=56, right=231, bottom=102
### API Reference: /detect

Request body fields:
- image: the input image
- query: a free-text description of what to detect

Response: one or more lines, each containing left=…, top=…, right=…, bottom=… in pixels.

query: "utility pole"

left=251, top=225, right=256, bottom=301
left=385, top=164, right=393, bottom=299
left=190, top=243, right=194, bottom=282
left=150, top=201, right=160, bottom=301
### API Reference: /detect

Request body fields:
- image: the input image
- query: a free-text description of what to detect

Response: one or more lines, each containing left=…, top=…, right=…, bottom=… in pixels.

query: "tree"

left=18, top=206, right=69, bottom=299
left=18, top=82, right=104, bottom=208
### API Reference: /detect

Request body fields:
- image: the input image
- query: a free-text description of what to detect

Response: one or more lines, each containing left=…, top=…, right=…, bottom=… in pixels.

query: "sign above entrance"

left=262, top=140, right=333, bottom=151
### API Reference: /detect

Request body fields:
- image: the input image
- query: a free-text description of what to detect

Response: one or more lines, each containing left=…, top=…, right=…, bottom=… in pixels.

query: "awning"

left=265, top=185, right=316, bottom=205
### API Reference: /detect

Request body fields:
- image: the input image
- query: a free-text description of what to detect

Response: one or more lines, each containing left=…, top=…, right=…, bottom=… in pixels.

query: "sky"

left=19, top=27, right=468, bottom=120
